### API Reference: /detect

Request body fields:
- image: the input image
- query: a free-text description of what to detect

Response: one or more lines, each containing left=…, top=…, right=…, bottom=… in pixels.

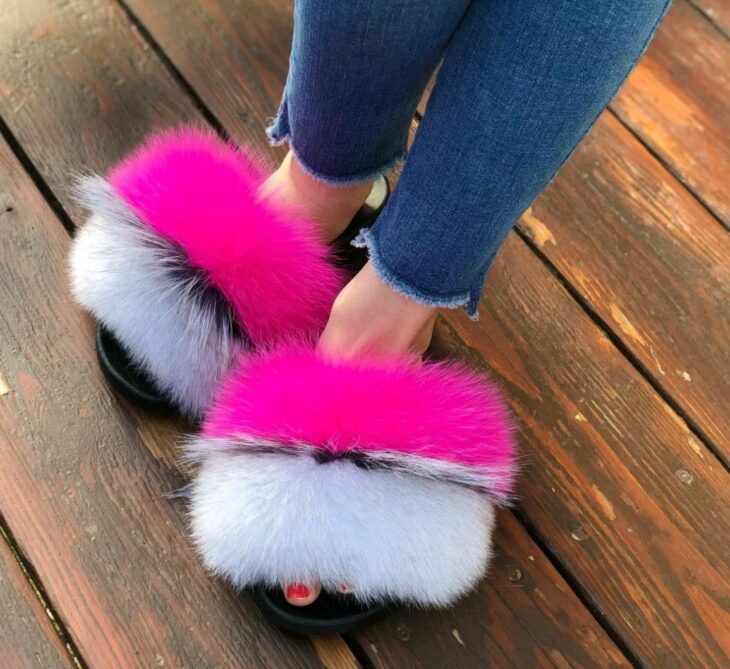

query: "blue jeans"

left=268, top=0, right=671, bottom=316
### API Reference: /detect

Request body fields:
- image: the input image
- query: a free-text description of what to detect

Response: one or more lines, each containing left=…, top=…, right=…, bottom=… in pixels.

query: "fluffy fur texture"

left=69, top=127, right=343, bottom=415
left=108, top=127, right=343, bottom=345
left=69, top=179, right=244, bottom=417
left=190, top=451, right=496, bottom=606
left=189, top=347, right=516, bottom=606
left=202, top=346, right=516, bottom=500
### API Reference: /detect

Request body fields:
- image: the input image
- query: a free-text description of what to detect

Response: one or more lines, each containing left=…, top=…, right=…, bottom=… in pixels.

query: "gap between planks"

left=2, top=1, right=724, bottom=664
left=0, top=514, right=86, bottom=669
left=408, top=109, right=728, bottom=475
left=607, top=108, right=729, bottom=233
left=24, top=0, right=721, bottom=662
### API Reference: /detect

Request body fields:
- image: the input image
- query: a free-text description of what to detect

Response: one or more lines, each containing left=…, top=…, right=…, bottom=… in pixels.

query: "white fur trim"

left=190, top=451, right=495, bottom=607
left=68, top=177, right=244, bottom=417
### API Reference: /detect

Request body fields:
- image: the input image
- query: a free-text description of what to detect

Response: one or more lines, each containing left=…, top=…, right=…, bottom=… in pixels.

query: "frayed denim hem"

left=266, top=117, right=405, bottom=186
left=353, top=228, right=480, bottom=319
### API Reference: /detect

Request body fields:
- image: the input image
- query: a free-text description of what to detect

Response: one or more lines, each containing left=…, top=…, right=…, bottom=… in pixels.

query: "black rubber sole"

left=251, top=587, right=389, bottom=636
left=96, top=325, right=180, bottom=418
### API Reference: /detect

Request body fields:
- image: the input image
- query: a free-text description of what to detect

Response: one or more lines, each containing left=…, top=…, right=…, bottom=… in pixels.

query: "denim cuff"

left=352, top=227, right=481, bottom=319
left=267, top=110, right=405, bottom=186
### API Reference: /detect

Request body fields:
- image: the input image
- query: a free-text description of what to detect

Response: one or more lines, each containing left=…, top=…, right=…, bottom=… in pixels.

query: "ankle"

left=260, top=151, right=374, bottom=243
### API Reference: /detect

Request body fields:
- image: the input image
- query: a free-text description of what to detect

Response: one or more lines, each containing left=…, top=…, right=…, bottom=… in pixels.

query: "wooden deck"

left=0, top=1, right=728, bottom=667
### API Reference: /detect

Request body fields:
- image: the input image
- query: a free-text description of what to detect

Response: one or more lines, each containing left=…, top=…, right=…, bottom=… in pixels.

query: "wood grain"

left=0, top=0, right=204, bottom=224
left=0, top=528, right=73, bottom=669
left=357, top=512, right=630, bottom=669
left=518, top=111, right=730, bottom=459
left=688, top=0, right=730, bottom=36
left=437, top=235, right=730, bottom=668
left=118, top=0, right=291, bottom=163
left=98, top=0, right=730, bottom=666
left=612, top=0, right=730, bottom=226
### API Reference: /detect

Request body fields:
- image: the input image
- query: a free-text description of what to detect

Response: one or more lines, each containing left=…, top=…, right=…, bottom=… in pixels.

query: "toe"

left=284, top=581, right=322, bottom=606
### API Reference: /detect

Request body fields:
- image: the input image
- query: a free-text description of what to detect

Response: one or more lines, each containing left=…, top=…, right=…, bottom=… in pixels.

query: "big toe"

left=283, top=582, right=322, bottom=606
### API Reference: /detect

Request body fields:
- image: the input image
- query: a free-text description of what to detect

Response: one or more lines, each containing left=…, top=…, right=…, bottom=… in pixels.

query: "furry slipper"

left=188, top=346, right=516, bottom=632
left=69, top=128, right=346, bottom=419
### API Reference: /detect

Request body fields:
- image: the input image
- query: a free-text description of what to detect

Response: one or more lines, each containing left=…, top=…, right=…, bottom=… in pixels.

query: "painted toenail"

left=337, top=582, right=354, bottom=594
left=286, top=583, right=310, bottom=600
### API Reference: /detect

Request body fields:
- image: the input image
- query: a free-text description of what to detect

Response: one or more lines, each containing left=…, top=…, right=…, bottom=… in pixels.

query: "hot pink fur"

left=109, top=127, right=343, bottom=345
left=203, top=347, right=517, bottom=499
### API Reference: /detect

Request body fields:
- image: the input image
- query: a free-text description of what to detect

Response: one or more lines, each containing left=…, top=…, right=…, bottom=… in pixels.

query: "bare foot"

left=259, top=151, right=374, bottom=243
left=282, top=261, right=437, bottom=605
left=319, top=261, right=436, bottom=360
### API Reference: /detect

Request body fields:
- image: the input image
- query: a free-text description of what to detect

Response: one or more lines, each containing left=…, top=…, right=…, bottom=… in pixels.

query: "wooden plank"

left=0, top=132, right=339, bottom=669
left=358, top=512, right=630, bottom=669
left=0, top=528, right=73, bottom=669
left=114, top=0, right=293, bottom=163
left=0, top=0, right=633, bottom=666
left=520, top=111, right=730, bottom=458
left=118, top=0, right=292, bottom=162
left=0, top=129, right=330, bottom=669
left=83, top=0, right=730, bottom=667
left=0, top=0, right=199, bottom=224
left=0, top=3, right=336, bottom=666
left=688, top=0, right=730, bottom=36
left=437, top=236, right=730, bottom=668
left=612, top=0, right=730, bottom=226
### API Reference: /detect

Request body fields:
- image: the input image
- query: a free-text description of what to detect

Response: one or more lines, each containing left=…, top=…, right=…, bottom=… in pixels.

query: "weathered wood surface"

left=519, top=111, right=730, bottom=459
left=99, top=1, right=730, bottom=665
left=688, top=0, right=730, bottom=36
left=0, top=528, right=73, bottom=669
left=0, top=130, right=331, bottom=668
left=358, top=512, right=631, bottom=669
left=0, top=0, right=632, bottom=666
left=613, top=0, right=730, bottom=226
left=437, top=236, right=730, bottom=668
left=119, top=0, right=292, bottom=162
left=0, top=0, right=203, bottom=224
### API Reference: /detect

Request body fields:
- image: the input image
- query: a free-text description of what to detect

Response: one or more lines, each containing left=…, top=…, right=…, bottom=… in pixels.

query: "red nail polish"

left=286, top=583, right=310, bottom=600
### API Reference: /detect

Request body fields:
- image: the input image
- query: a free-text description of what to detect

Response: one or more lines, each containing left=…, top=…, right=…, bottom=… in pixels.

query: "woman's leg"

left=276, top=0, right=671, bottom=605
left=261, top=0, right=471, bottom=246
left=264, top=0, right=472, bottom=606
left=352, top=0, right=672, bottom=319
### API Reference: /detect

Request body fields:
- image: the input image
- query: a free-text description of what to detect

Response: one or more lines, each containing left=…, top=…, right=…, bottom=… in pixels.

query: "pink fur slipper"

left=69, top=127, right=343, bottom=418
left=189, top=346, right=517, bottom=608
